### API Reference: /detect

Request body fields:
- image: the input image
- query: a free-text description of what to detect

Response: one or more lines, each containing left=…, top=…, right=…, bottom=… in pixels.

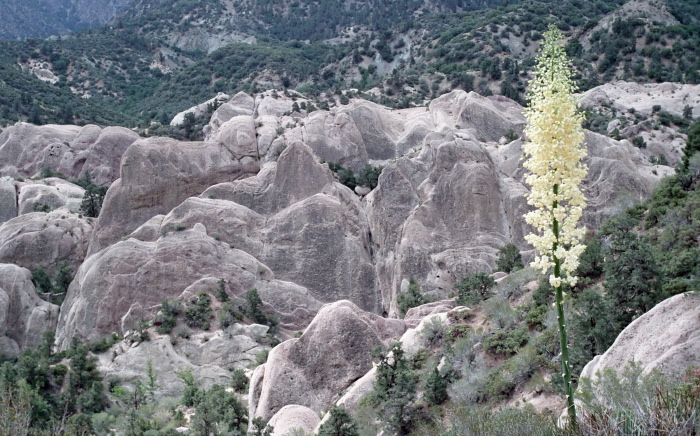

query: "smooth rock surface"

left=0, top=177, right=17, bottom=223
left=250, top=300, right=405, bottom=421
left=580, top=293, right=700, bottom=382
left=0, top=209, right=92, bottom=275
left=0, top=264, right=59, bottom=354
left=268, top=405, right=320, bottom=436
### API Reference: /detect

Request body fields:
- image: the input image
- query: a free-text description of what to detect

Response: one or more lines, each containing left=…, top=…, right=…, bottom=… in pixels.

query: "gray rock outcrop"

left=580, top=292, right=700, bottom=382
left=56, top=226, right=321, bottom=349
left=0, top=123, right=138, bottom=184
left=0, top=210, right=92, bottom=275
left=17, top=179, right=85, bottom=215
left=87, top=136, right=259, bottom=255
left=0, top=177, right=17, bottom=223
left=0, top=264, right=59, bottom=355
left=98, top=324, right=269, bottom=399
left=268, top=405, right=320, bottom=436
left=249, top=300, right=406, bottom=421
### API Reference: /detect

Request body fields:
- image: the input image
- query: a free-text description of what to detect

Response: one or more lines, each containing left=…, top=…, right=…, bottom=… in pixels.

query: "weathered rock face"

left=86, top=136, right=259, bottom=256
left=202, top=142, right=381, bottom=312
left=170, top=93, right=230, bottom=126
left=580, top=293, right=700, bottom=382
left=97, top=324, right=269, bottom=399
left=0, top=87, right=681, bottom=365
left=0, top=264, right=59, bottom=355
left=250, top=300, right=406, bottom=421
left=0, top=210, right=92, bottom=275
left=0, top=123, right=138, bottom=184
left=268, top=405, right=320, bottom=436
left=56, top=226, right=322, bottom=349
left=0, top=177, right=17, bottom=223
left=17, top=179, right=85, bottom=215
left=429, top=91, right=527, bottom=142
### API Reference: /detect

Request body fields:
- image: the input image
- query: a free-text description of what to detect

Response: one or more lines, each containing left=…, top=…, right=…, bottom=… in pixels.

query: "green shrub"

left=355, top=164, right=383, bottom=190
left=318, top=406, right=360, bottom=436
left=483, top=345, right=540, bottom=400
left=155, top=299, right=181, bottom=334
left=420, top=317, right=446, bottom=347
left=424, top=366, right=449, bottom=405
left=245, top=289, right=268, bottom=325
left=495, top=243, right=523, bottom=273
left=369, top=343, right=416, bottom=435
left=215, top=278, right=229, bottom=302
left=217, top=300, right=243, bottom=329
left=523, top=303, right=548, bottom=331
left=88, top=333, right=121, bottom=354
left=455, top=272, right=495, bottom=306
left=482, top=296, right=519, bottom=329
left=254, top=350, right=269, bottom=366
left=483, top=327, right=529, bottom=356
left=576, top=363, right=700, bottom=435
left=184, top=293, right=212, bottom=330
left=398, top=278, right=431, bottom=317
left=230, top=369, right=249, bottom=393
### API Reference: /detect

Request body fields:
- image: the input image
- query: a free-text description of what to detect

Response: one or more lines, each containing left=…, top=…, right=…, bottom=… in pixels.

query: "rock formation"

left=249, top=300, right=405, bottom=422
left=0, top=87, right=685, bottom=393
left=580, top=292, right=700, bottom=382
left=0, top=264, right=59, bottom=355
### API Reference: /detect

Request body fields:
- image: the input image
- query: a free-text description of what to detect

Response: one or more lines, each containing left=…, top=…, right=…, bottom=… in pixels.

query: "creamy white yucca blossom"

left=523, top=26, right=587, bottom=288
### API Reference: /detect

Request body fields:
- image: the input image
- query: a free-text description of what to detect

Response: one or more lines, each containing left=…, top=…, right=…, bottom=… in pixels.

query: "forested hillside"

left=0, top=0, right=698, bottom=129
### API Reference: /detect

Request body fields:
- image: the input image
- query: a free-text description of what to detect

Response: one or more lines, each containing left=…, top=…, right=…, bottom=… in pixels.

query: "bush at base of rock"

left=318, top=406, right=360, bottom=436
left=368, top=342, right=416, bottom=435
left=483, top=326, right=529, bottom=356
left=495, top=243, right=523, bottom=273
left=155, top=299, right=181, bottom=334
left=397, top=278, right=433, bottom=318
left=454, top=272, right=496, bottom=306
left=230, top=369, right=249, bottom=393
left=184, top=293, right=213, bottom=330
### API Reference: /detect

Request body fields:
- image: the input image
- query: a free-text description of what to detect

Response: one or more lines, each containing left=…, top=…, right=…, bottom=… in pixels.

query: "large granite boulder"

left=0, top=264, right=59, bottom=354
left=580, top=293, right=700, bottom=382
left=17, top=179, right=85, bottom=215
left=87, top=136, right=259, bottom=255
left=0, top=123, right=139, bottom=184
left=60, top=126, right=140, bottom=186
left=429, top=91, right=526, bottom=142
left=56, top=226, right=321, bottom=349
left=0, top=209, right=92, bottom=275
left=268, top=405, right=320, bottom=436
left=250, top=300, right=406, bottom=421
left=0, top=123, right=81, bottom=177
left=0, top=177, right=17, bottom=223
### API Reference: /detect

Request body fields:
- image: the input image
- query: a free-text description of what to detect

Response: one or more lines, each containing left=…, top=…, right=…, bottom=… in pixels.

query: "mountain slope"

left=0, top=0, right=136, bottom=39
left=0, top=0, right=698, bottom=128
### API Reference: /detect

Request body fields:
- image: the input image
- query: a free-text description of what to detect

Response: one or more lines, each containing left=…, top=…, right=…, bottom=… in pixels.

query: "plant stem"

left=552, top=184, right=577, bottom=429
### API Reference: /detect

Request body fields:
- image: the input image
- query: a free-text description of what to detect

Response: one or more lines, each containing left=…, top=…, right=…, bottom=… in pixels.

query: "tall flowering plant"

left=523, top=25, right=587, bottom=425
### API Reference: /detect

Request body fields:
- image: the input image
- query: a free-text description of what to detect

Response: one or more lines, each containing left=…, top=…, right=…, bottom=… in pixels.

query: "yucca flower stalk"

left=523, top=25, right=587, bottom=427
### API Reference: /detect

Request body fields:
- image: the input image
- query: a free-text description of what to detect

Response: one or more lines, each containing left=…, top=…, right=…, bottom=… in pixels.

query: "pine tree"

left=424, top=366, right=448, bottom=406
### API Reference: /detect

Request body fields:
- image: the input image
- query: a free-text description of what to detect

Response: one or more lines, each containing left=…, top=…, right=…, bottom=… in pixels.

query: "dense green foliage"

left=495, top=243, right=523, bottom=273
left=454, top=272, right=496, bottom=306
left=2, top=0, right=698, bottom=128
left=31, top=261, right=73, bottom=306
left=398, top=278, right=432, bottom=317
left=0, top=333, right=106, bottom=434
left=318, top=406, right=360, bottom=436
left=369, top=343, right=417, bottom=435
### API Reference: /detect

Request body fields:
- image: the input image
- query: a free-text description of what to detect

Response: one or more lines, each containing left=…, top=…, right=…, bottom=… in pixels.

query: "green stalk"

left=552, top=184, right=577, bottom=429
